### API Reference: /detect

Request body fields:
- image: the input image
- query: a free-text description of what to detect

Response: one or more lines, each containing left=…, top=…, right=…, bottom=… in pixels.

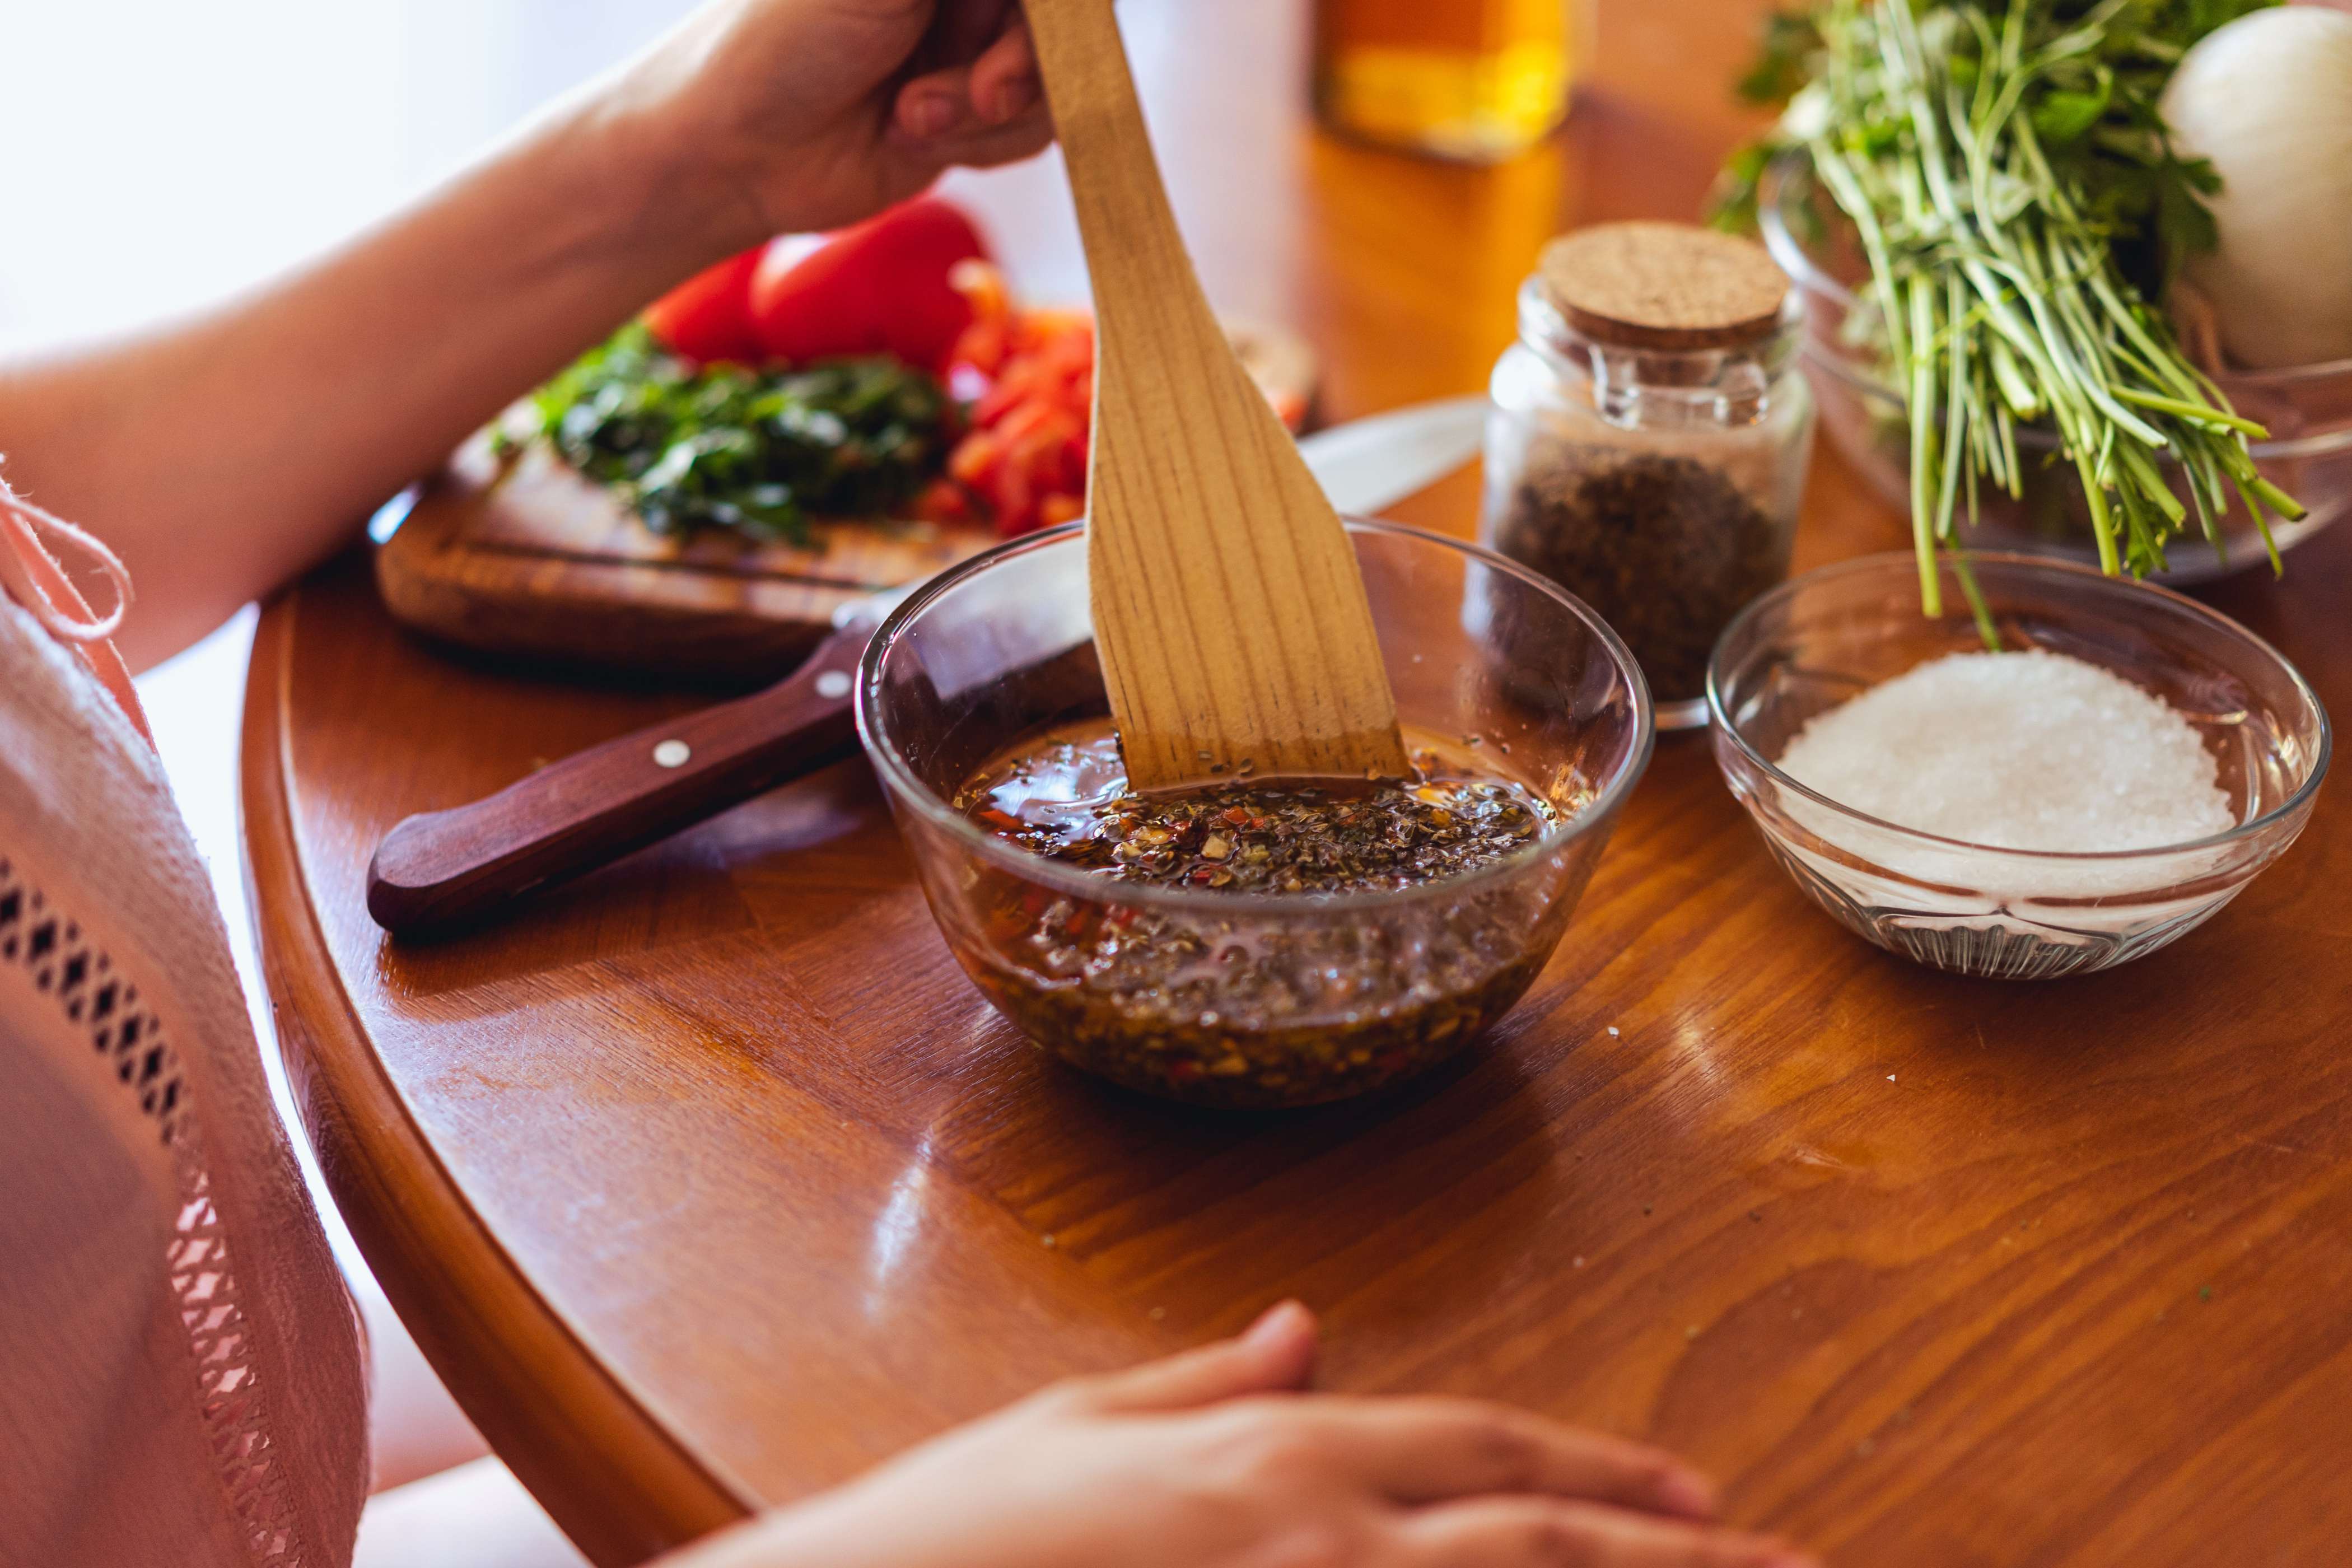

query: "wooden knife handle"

left=367, top=626, right=870, bottom=936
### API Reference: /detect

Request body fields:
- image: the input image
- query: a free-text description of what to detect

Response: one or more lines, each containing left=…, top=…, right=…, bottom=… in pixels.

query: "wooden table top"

left=242, top=4, right=2352, bottom=1565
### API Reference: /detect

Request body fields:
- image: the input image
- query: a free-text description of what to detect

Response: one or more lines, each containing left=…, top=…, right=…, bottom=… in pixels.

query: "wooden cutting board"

left=376, top=325, right=1317, bottom=687
left=375, top=433, right=998, bottom=686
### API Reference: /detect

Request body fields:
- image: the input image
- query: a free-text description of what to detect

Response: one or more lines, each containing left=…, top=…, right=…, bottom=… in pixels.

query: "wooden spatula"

left=1025, top=0, right=1409, bottom=792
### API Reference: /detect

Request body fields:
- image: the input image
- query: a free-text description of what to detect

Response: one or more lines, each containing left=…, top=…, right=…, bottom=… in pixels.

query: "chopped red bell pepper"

left=748, top=197, right=992, bottom=372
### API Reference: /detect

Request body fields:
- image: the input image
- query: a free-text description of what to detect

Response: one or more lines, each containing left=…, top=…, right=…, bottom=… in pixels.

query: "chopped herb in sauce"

left=938, top=724, right=1592, bottom=1107
left=955, top=732, right=1558, bottom=895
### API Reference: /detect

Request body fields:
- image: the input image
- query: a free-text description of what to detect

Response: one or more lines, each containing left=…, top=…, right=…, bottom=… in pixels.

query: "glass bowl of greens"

left=1760, top=160, right=2352, bottom=586
left=1707, top=552, right=2330, bottom=979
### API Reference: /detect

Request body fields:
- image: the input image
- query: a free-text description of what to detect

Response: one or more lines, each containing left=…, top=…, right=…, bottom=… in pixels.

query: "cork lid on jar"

left=1537, top=221, right=1791, bottom=352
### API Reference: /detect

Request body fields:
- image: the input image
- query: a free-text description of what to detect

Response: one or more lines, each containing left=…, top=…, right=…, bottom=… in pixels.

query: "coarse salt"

left=1775, top=650, right=2234, bottom=852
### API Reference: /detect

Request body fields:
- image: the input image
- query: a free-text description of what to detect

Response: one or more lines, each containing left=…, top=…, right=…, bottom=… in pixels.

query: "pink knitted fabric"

left=0, top=555, right=368, bottom=1564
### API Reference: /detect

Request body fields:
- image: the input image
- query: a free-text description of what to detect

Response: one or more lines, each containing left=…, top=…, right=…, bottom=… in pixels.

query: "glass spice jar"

left=1480, top=221, right=1814, bottom=729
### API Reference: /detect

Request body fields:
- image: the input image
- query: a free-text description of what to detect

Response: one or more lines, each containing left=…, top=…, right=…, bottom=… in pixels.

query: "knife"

left=365, top=395, right=1491, bottom=935
left=1299, top=394, right=1488, bottom=516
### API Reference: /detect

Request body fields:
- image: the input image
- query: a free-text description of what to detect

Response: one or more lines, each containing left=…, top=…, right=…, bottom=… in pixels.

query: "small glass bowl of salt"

left=1707, top=553, right=2330, bottom=979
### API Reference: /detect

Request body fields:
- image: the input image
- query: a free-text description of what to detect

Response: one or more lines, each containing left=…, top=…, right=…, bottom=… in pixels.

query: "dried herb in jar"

left=1493, top=445, right=1789, bottom=703
left=1480, top=221, right=1812, bottom=722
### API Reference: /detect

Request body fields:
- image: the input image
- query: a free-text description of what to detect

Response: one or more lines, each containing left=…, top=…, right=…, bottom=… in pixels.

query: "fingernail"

left=988, top=73, right=1038, bottom=124
left=1243, top=1300, right=1309, bottom=1346
left=906, top=91, right=959, bottom=138
left=1658, top=1468, right=1719, bottom=1519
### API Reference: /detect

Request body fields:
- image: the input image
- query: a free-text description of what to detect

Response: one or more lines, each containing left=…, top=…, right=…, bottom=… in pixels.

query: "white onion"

left=2161, top=5, right=2352, bottom=369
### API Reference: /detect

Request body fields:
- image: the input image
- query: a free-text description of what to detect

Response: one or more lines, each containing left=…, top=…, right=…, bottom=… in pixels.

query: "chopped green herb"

left=502, top=324, right=955, bottom=546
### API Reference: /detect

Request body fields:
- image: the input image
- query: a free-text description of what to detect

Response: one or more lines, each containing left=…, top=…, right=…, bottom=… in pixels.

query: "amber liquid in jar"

left=1312, top=0, right=1584, bottom=162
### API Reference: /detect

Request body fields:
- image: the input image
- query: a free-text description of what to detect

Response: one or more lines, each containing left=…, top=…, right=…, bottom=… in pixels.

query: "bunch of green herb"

left=1715, top=0, right=2303, bottom=622
left=506, top=324, right=956, bottom=545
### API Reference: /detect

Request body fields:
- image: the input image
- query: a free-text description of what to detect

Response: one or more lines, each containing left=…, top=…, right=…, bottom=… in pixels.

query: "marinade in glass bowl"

left=856, top=519, right=1655, bottom=1107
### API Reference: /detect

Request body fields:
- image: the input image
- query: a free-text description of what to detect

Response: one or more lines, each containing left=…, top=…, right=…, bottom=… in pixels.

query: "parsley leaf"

left=506, top=324, right=956, bottom=547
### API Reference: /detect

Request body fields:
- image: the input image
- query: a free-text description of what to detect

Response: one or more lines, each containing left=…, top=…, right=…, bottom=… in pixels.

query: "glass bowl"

left=1759, top=157, right=2352, bottom=584
left=857, top=519, right=1655, bottom=1108
left=1707, top=553, right=2329, bottom=979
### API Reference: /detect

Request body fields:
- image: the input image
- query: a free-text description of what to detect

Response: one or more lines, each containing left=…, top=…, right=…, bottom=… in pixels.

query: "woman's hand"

left=610, top=0, right=1052, bottom=246
left=684, top=1304, right=1817, bottom=1568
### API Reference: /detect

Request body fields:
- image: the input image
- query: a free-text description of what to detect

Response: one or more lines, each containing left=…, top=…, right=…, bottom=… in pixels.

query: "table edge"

left=239, top=586, right=752, bottom=1565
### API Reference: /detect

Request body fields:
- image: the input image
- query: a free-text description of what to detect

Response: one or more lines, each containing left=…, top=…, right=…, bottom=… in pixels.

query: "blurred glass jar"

left=1312, top=0, right=1590, bottom=162
left=1480, top=222, right=1814, bottom=729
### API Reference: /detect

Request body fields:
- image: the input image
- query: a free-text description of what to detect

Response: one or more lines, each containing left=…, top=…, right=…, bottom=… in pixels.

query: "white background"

left=3, top=3, right=678, bottom=348
left=0, top=0, right=1284, bottom=353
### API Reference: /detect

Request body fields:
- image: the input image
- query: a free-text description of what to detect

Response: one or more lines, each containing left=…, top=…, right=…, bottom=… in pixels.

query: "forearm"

left=0, top=86, right=742, bottom=669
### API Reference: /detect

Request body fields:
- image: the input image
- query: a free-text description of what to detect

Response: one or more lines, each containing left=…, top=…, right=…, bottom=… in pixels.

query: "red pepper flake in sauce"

left=954, top=731, right=1560, bottom=897
left=939, top=721, right=1595, bottom=1108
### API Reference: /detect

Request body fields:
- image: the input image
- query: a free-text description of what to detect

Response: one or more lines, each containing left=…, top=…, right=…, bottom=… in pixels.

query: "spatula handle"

left=1023, top=0, right=1410, bottom=791
left=1023, top=0, right=1207, bottom=342
left=366, top=625, right=870, bottom=936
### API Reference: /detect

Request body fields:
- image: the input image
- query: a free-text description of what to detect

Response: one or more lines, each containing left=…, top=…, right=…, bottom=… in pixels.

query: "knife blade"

left=1301, top=394, right=1490, bottom=517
